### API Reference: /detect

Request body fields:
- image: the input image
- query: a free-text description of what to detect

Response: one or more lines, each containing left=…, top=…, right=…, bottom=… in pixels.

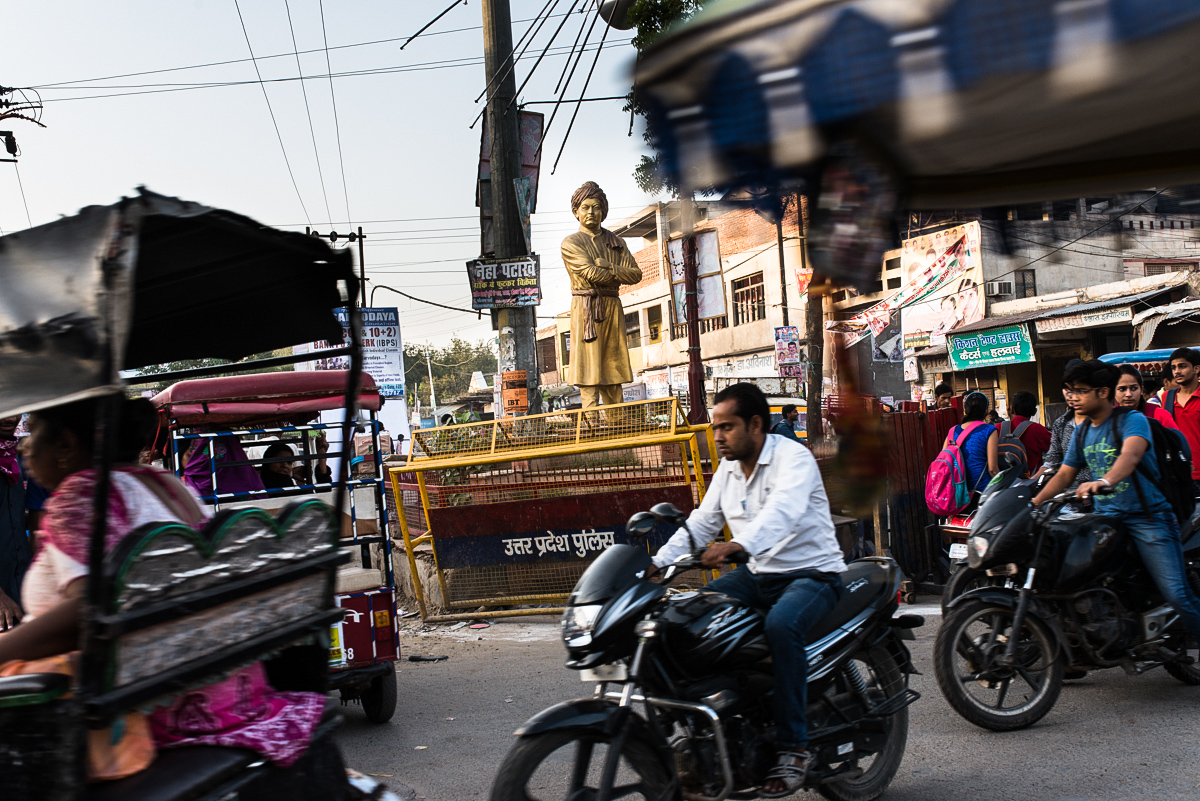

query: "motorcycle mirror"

left=649, top=502, right=687, bottom=526
left=626, top=511, right=657, bottom=539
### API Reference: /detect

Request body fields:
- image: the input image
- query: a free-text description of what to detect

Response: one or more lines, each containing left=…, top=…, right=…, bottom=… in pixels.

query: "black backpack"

left=1074, top=408, right=1196, bottom=524
left=997, top=420, right=1032, bottom=476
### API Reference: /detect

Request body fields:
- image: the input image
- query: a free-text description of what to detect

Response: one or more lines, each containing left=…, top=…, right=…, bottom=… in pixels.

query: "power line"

left=318, top=0, right=352, bottom=228
left=284, top=0, right=333, bottom=224
left=538, top=8, right=600, bottom=159
left=12, top=162, right=32, bottom=228
left=28, top=12, right=581, bottom=89
left=233, top=0, right=312, bottom=224
left=29, top=40, right=630, bottom=104
left=402, top=0, right=468, bottom=50
left=372, top=284, right=559, bottom=319
left=552, top=19, right=609, bottom=174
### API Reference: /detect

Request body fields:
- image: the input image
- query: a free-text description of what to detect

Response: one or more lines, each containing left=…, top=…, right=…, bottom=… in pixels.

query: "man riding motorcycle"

left=649, top=382, right=846, bottom=798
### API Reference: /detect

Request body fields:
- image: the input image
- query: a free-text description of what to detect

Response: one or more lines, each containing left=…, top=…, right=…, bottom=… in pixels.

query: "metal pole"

left=682, top=195, right=708, bottom=424
left=776, top=214, right=789, bottom=328
left=426, top=347, right=438, bottom=413
left=357, top=226, right=367, bottom=308
left=802, top=208, right=823, bottom=444
left=482, top=0, right=540, bottom=415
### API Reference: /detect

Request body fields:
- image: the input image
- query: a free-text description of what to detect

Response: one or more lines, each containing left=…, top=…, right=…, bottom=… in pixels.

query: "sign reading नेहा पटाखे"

left=467, top=255, right=541, bottom=309
left=948, top=324, right=1035, bottom=371
left=1034, top=306, right=1132, bottom=334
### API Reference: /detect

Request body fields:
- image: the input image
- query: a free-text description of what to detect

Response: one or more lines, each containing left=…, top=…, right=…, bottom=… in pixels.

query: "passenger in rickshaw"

left=261, top=435, right=331, bottom=489
left=0, top=415, right=32, bottom=630
left=0, top=397, right=326, bottom=780
left=180, top=432, right=265, bottom=497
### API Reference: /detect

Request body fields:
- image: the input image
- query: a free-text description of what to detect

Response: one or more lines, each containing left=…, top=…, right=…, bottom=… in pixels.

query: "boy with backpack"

left=1033, top=359, right=1200, bottom=645
left=1164, top=347, right=1200, bottom=492
left=996, top=390, right=1050, bottom=475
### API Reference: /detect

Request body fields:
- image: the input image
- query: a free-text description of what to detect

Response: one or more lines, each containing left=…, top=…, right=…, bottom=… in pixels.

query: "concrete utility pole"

left=481, top=0, right=541, bottom=415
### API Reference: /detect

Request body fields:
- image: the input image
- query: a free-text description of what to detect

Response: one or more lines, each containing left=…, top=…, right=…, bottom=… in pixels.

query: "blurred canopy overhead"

left=633, top=0, right=1200, bottom=208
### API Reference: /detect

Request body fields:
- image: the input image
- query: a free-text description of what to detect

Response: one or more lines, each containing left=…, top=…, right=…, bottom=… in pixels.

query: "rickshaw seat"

left=0, top=672, right=70, bottom=704
left=86, top=745, right=258, bottom=801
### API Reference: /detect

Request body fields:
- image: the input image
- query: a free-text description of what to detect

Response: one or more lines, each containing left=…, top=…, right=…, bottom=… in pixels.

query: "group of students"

left=939, top=350, right=1200, bottom=650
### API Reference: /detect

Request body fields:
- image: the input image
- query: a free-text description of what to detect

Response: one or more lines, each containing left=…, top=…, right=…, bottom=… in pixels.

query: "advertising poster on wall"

left=668, top=231, right=726, bottom=323
left=900, top=221, right=984, bottom=350
left=774, top=326, right=800, bottom=366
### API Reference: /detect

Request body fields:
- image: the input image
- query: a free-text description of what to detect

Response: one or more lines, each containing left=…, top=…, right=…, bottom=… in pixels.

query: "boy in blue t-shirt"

left=1034, top=360, right=1200, bottom=645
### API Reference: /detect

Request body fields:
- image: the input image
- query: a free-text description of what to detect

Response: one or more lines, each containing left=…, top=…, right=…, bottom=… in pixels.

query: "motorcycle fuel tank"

left=1051, top=514, right=1127, bottom=592
left=659, top=591, right=770, bottom=680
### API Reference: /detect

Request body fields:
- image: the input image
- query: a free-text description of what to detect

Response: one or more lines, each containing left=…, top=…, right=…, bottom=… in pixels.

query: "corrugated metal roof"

left=947, top=285, right=1179, bottom=337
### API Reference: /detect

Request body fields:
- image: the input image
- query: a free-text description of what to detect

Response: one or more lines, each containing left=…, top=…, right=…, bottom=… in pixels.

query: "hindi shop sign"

left=467, top=255, right=541, bottom=309
left=1034, top=306, right=1132, bottom=334
left=948, top=324, right=1035, bottom=371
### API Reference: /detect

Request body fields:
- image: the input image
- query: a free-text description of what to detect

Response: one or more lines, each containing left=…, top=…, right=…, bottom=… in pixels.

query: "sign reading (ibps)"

left=948, top=324, right=1035, bottom=371
left=467, top=255, right=541, bottom=309
left=298, top=307, right=406, bottom=399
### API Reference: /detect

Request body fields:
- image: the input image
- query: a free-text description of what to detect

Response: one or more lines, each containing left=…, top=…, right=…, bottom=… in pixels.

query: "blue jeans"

left=703, top=567, right=844, bottom=748
left=1125, top=512, right=1200, bottom=643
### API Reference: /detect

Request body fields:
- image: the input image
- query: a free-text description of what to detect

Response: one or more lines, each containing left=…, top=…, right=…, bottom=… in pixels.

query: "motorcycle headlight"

left=968, top=535, right=990, bottom=561
left=561, top=604, right=602, bottom=649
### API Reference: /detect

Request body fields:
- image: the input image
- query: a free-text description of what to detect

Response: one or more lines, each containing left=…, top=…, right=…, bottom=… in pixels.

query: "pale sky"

left=3, top=0, right=661, bottom=349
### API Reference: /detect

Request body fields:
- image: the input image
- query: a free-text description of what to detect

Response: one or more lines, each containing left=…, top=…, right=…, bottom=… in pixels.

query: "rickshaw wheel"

left=361, top=670, right=398, bottom=723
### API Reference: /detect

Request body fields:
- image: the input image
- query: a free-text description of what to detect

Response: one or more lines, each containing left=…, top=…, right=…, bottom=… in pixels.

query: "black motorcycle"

left=490, top=503, right=924, bottom=801
left=934, top=472, right=1200, bottom=731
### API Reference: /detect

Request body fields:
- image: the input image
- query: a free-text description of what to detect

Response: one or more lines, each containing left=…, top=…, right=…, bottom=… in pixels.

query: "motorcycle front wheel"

left=934, top=599, right=1063, bottom=731
left=489, top=728, right=671, bottom=801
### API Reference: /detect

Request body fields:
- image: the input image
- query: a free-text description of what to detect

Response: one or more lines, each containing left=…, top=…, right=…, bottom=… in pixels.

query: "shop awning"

left=945, top=285, right=1182, bottom=340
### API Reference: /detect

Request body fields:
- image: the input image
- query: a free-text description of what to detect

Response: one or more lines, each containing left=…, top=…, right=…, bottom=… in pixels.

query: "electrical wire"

left=32, top=40, right=630, bottom=104
left=402, top=0, right=467, bottom=50
left=506, top=0, right=585, bottom=113
left=29, top=12, right=582, bottom=89
left=233, top=0, right=312, bottom=224
left=555, top=4, right=591, bottom=95
left=474, top=0, right=558, bottom=104
left=284, top=0, right=333, bottom=225
left=12, top=162, right=32, bottom=229
left=372, top=284, right=560, bottom=319
left=551, top=19, right=609, bottom=173
left=537, top=8, right=599, bottom=158
left=319, top=0, right=352, bottom=228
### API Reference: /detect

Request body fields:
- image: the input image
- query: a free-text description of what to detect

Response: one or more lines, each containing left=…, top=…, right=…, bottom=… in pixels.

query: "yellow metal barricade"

left=389, top=399, right=711, bottom=622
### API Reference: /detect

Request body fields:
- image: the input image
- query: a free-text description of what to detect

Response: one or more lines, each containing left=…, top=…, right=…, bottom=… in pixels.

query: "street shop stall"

left=390, top=398, right=715, bottom=622
left=150, top=370, right=399, bottom=723
left=0, top=188, right=386, bottom=799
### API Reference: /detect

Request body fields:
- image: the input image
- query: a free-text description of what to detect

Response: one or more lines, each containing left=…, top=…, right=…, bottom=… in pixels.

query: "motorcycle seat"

left=805, top=560, right=893, bottom=644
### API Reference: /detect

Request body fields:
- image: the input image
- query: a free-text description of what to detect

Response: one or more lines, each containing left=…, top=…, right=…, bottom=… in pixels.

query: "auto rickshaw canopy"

left=151, top=370, right=382, bottom=427
left=0, top=187, right=356, bottom=419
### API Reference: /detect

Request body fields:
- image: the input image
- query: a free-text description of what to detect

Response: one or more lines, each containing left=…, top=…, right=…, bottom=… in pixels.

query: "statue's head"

left=571, top=181, right=609, bottom=229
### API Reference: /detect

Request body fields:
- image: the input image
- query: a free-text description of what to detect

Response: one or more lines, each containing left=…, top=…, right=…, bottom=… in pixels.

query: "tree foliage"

left=624, top=0, right=707, bottom=195
left=403, top=337, right=498, bottom=409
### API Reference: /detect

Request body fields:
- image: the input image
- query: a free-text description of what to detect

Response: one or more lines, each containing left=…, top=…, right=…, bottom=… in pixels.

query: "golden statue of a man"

left=562, top=182, right=642, bottom=408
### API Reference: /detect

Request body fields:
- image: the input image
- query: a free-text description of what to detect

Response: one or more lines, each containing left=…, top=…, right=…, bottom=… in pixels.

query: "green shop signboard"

left=948, top=324, right=1035, bottom=371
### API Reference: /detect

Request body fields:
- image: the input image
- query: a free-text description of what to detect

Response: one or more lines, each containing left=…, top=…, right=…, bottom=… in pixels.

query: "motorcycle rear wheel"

left=818, top=648, right=909, bottom=801
left=489, top=728, right=671, bottom=801
left=934, top=599, right=1063, bottom=731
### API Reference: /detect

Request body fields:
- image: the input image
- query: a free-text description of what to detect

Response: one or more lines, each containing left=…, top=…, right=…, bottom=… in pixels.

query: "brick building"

left=534, top=196, right=810, bottom=408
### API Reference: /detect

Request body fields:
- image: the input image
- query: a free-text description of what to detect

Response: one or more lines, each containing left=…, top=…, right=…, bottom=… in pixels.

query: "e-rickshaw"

left=0, top=189, right=399, bottom=800
left=150, top=370, right=400, bottom=722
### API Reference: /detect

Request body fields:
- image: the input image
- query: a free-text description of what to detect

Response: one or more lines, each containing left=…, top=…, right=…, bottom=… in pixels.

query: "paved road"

left=335, top=605, right=1200, bottom=801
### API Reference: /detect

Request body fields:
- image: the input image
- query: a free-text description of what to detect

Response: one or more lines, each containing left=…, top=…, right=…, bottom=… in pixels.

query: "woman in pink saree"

left=0, top=397, right=324, bottom=780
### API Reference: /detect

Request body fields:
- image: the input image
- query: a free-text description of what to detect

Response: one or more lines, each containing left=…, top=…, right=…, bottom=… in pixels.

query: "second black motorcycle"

left=490, top=503, right=923, bottom=801
left=934, top=475, right=1200, bottom=731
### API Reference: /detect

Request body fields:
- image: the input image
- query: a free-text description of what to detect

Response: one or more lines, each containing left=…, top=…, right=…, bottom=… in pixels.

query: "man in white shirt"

left=650, top=383, right=846, bottom=798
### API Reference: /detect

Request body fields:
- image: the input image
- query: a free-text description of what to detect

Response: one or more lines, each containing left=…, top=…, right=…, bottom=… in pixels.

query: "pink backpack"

left=925, top=422, right=985, bottom=516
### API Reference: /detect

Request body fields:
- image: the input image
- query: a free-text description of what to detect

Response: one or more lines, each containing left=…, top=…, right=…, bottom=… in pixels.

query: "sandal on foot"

left=758, top=749, right=815, bottom=798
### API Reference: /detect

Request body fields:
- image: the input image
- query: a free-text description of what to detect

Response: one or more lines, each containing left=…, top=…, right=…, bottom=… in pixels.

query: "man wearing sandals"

left=650, top=383, right=846, bottom=797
